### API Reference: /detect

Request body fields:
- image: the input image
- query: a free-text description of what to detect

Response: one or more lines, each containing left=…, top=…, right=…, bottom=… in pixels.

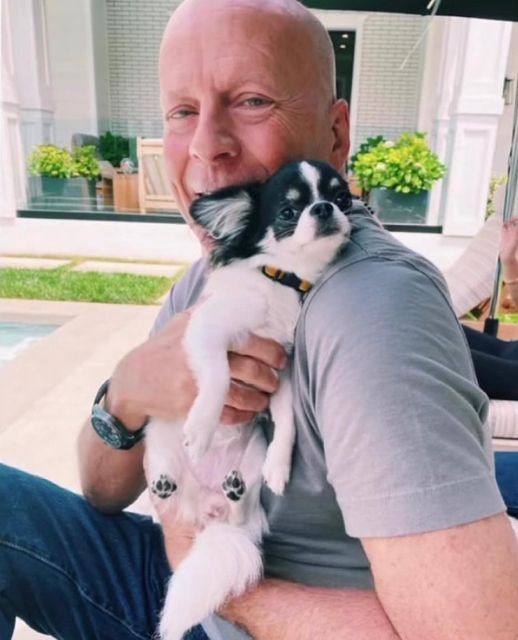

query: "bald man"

left=2, top=1, right=518, bottom=639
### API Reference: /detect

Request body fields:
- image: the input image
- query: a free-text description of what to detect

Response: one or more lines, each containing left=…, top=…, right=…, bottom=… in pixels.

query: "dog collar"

left=261, top=265, right=313, bottom=294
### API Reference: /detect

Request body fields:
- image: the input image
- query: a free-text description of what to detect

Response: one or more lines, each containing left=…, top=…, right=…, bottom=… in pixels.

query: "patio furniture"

left=71, top=132, right=100, bottom=155
left=443, top=217, right=518, bottom=448
left=444, top=213, right=502, bottom=318
left=137, top=137, right=179, bottom=213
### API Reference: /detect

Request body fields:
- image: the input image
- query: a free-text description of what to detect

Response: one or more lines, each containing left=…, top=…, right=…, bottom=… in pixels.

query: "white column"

left=44, top=0, right=99, bottom=147
left=439, top=18, right=512, bottom=236
left=1, top=0, right=27, bottom=215
left=9, top=0, right=54, bottom=158
left=424, top=18, right=463, bottom=225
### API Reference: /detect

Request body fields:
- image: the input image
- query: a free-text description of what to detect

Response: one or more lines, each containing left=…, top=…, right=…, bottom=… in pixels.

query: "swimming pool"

left=0, top=322, right=59, bottom=367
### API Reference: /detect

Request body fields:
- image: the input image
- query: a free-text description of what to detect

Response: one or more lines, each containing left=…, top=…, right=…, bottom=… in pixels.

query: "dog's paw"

left=150, top=474, right=177, bottom=499
left=262, top=454, right=290, bottom=496
left=222, top=469, right=246, bottom=502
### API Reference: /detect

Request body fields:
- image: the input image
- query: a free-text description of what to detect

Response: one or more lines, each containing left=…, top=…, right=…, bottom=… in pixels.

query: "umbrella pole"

left=484, top=81, right=518, bottom=336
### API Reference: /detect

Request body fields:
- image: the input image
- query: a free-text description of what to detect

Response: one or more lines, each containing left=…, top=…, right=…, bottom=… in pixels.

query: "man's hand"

left=108, top=309, right=288, bottom=428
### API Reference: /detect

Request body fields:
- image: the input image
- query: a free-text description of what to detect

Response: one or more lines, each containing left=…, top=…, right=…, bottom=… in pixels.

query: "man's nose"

left=310, top=202, right=334, bottom=220
left=189, top=108, right=240, bottom=164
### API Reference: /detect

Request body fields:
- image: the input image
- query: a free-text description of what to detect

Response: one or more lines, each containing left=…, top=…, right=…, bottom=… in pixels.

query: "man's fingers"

left=226, top=380, right=269, bottom=412
left=228, top=353, right=279, bottom=393
left=231, top=334, right=287, bottom=370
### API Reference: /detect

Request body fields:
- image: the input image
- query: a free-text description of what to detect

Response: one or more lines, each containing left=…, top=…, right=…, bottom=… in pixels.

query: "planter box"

left=28, top=176, right=97, bottom=202
left=113, top=172, right=139, bottom=212
left=369, top=188, right=429, bottom=224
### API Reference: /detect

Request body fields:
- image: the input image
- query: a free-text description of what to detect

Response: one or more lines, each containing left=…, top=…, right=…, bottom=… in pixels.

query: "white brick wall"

left=354, top=13, right=425, bottom=149
left=105, top=0, right=182, bottom=137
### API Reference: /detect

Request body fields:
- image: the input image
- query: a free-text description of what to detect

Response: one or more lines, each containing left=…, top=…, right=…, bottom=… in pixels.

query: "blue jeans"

left=495, top=452, right=518, bottom=518
left=0, top=464, right=208, bottom=640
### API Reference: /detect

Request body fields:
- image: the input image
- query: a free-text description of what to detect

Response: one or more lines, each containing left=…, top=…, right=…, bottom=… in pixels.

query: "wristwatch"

left=91, top=380, right=146, bottom=450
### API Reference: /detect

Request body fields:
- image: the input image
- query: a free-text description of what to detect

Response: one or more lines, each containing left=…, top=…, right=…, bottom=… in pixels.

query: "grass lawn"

left=0, top=267, right=183, bottom=304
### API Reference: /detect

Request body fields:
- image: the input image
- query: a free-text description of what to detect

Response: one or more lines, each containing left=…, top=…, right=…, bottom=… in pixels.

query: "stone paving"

left=0, top=256, right=70, bottom=270
left=0, top=254, right=184, bottom=277
left=72, top=259, right=182, bottom=277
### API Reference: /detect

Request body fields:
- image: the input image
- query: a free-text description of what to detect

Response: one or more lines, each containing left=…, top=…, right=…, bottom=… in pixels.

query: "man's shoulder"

left=305, top=223, right=450, bottom=322
left=174, top=257, right=209, bottom=309
left=150, top=258, right=209, bottom=336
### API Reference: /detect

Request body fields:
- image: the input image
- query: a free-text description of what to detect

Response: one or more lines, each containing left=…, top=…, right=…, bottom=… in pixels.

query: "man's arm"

left=77, top=416, right=147, bottom=513
left=363, top=512, right=518, bottom=640
left=218, top=514, right=518, bottom=640
left=220, top=579, right=400, bottom=640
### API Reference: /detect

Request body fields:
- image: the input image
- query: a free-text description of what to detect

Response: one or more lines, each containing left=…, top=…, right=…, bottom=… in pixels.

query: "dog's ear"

left=190, top=186, right=259, bottom=244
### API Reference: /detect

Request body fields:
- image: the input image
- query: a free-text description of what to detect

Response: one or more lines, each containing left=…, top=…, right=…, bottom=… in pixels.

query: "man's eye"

left=167, top=108, right=195, bottom=120
left=279, top=206, right=296, bottom=220
left=242, top=97, right=271, bottom=108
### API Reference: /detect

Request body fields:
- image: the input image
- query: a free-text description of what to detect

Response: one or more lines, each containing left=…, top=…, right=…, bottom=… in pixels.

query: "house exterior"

left=1, top=0, right=517, bottom=267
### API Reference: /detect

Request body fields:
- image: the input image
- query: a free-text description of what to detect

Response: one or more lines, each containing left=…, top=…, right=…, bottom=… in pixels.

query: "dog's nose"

left=310, top=202, right=333, bottom=220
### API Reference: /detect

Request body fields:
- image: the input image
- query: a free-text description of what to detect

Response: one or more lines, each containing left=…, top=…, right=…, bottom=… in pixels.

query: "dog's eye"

left=334, top=190, right=350, bottom=210
left=279, top=206, right=296, bottom=220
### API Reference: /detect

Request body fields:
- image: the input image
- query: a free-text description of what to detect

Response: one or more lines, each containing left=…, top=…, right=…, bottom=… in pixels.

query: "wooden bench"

left=137, top=137, right=179, bottom=213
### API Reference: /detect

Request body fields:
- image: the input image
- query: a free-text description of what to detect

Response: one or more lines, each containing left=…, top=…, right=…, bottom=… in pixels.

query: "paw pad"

left=222, top=470, right=246, bottom=502
left=151, top=474, right=177, bottom=499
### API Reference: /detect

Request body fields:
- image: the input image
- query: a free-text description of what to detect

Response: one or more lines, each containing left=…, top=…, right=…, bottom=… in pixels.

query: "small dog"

left=145, top=160, right=352, bottom=640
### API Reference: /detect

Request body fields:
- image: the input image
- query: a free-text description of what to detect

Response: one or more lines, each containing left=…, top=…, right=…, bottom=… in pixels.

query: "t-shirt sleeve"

left=302, top=258, right=505, bottom=538
left=149, top=258, right=208, bottom=337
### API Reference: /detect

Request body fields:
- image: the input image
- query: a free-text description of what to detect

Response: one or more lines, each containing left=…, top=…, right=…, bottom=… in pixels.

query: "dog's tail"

left=159, top=520, right=263, bottom=640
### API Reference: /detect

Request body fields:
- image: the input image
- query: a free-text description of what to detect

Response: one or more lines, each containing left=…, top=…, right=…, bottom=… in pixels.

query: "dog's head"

left=190, top=160, right=352, bottom=279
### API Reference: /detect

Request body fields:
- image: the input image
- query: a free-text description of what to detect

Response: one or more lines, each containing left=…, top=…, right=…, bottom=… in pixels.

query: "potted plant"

left=98, top=131, right=131, bottom=167
left=28, top=144, right=101, bottom=201
left=352, top=132, right=446, bottom=223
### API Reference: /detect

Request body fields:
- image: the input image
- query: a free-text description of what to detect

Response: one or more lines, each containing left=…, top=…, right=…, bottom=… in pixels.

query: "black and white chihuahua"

left=145, top=160, right=352, bottom=640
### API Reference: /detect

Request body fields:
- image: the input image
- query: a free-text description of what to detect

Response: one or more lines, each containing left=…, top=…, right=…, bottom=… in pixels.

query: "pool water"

left=0, top=322, right=59, bottom=367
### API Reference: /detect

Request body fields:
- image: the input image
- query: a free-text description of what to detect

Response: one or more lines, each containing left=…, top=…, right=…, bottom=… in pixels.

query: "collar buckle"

left=261, top=266, right=313, bottom=295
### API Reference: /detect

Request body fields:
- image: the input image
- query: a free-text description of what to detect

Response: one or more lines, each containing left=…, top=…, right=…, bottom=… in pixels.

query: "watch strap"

left=92, top=379, right=146, bottom=449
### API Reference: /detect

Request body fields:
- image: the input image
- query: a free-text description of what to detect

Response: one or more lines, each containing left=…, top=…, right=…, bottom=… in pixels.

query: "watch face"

left=92, top=412, right=123, bottom=449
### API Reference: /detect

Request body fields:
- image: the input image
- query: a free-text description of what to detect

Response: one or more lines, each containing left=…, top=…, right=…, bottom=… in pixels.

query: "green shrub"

left=72, top=145, right=101, bottom=180
left=349, top=135, right=385, bottom=173
left=28, top=145, right=76, bottom=179
left=485, top=174, right=507, bottom=219
left=28, top=144, right=100, bottom=180
left=98, top=131, right=130, bottom=167
left=352, top=132, right=446, bottom=194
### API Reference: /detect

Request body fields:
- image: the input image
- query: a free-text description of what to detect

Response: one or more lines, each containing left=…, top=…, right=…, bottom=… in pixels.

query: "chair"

left=443, top=214, right=502, bottom=318
left=137, top=137, right=179, bottom=213
left=442, top=214, right=518, bottom=447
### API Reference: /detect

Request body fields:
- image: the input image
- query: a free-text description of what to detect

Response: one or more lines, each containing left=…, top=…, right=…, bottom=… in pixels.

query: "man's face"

left=159, top=4, right=349, bottom=250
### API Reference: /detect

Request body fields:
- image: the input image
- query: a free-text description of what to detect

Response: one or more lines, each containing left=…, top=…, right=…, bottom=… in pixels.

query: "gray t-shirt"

left=151, top=202, right=505, bottom=639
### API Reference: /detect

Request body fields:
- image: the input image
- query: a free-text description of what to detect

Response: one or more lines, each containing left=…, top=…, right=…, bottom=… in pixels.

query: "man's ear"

left=329, top=99, right=350, bottom=173
left=189, top=187, right=256, bottom=244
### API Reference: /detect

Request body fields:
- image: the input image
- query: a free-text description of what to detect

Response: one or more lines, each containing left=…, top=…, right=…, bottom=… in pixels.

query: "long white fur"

left=145, top=164, right=351, bottom=640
